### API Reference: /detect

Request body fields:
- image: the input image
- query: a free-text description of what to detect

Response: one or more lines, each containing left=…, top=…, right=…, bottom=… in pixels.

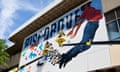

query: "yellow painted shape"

left=86, top=40, right=91, bottom=46
left=56, top=37, right=66, bottom=47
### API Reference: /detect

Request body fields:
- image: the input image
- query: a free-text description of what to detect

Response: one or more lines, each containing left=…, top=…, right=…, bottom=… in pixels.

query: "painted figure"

left=59, top=2, right=103, bottom=69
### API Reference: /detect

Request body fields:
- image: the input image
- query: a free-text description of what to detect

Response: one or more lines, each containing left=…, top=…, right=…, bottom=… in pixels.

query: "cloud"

left=0, top=0, right=41, bottom=39
left=0, top=0, right=62, bottom=47
left=18, top=1, right=41, bottom=12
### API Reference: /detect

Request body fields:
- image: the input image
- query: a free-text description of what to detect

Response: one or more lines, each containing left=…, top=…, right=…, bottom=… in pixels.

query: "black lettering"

left=33, top=33, right=37, bottom=45
left=50, top=23, right=56, bottom=37
left=58, top=18, right=64, bottom=32
left=24, top=38, right=29, bottom=48
left=66, top=13, right=73, bottom=29
left=38, top=30, right=43, bottom=42
left=29, top=36, right=32, bottom=45
left=74, top=8, right=80, bottom=22
left=44, top=27, right=49, bottom=40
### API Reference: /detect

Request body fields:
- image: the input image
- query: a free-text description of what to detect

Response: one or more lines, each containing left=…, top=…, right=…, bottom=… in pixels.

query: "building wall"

left=2, top=0, right=120, bottom=72
left=110, top=45, right=120, bottom=66
left=102, top=0, right=120, bottom=67
left=18, top=0, right=112, bottom=72
left=102, top=0, right=120, bottom=12
left=0, top=52, right=20, bottom=71
left=7, top=53, right=20, bottom=67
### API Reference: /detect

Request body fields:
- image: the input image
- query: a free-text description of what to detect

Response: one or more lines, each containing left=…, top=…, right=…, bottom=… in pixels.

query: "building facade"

left=0, top=0, right=120, bottom=72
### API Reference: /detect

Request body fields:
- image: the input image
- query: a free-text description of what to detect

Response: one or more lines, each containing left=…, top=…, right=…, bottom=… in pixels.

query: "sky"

left=0, top=0, right=62, bottom=46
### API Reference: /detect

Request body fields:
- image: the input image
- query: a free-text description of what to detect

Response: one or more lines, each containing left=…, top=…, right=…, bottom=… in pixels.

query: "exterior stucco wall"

left=102, top=0, right=120, bottom=67
left=110, top=45, right=120, bottom=66
left=102, top=0, right=120, bottom=12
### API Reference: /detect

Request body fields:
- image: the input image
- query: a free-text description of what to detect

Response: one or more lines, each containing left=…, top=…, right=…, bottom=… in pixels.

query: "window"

left=116, top=7, right=120, bottom=18
left=107, top=21, right=118, bottom=32
left=105, top=10, right=116, bottom=22
left=105, top=7, right=120, bottom=41
left=118, top=19, right=120, bottom=27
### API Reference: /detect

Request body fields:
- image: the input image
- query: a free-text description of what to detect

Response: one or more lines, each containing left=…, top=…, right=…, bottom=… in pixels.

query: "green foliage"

left=0, top=39, right=9, bottom=67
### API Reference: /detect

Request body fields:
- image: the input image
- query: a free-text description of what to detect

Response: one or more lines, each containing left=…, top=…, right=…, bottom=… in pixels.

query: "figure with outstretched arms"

left=58, top=2, right=103, bottom=69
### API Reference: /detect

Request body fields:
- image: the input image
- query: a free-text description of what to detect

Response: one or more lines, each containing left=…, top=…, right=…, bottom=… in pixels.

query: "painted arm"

left=67, top=16, right=82, bottom=36
left=67, top=13, right=85, bottom=38
left=70, top=19, right=84, bottom=38
left=75, top=19, right=84, bottom=34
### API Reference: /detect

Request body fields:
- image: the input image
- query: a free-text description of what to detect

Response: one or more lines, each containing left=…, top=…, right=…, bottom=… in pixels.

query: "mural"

left=19, top=0, right=111, bottom=72
left=58, top=1, right=103, bottom=69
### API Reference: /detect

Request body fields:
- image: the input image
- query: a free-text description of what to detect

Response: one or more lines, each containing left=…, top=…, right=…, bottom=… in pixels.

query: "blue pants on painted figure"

left=59, top=21, right=99, bottom=68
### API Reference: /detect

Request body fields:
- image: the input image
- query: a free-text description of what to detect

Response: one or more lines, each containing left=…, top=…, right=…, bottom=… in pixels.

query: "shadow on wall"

left=89, top=65, right=120, bottom=72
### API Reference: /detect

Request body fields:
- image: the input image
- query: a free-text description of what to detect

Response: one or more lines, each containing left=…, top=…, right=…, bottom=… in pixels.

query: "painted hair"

left=81, top=2, right=92, bottom=11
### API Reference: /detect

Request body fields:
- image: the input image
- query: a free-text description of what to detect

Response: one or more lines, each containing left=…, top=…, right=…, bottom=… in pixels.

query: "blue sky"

left=0, top=0, right=62, bottom=46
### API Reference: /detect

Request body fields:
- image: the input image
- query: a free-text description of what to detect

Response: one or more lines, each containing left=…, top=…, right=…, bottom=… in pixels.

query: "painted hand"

left=58, top=54, right=72, bottom=69
left=69, top=33, right=76, bottom=39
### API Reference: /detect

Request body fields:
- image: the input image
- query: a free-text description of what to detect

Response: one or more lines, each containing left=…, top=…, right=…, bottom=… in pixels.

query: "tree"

left=0, top=39, right=9, bottom=67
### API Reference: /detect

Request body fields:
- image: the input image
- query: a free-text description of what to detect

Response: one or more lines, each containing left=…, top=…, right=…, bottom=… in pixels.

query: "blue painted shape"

left=29, top=52, right=37, bottom=59
left=37, top=43, right=43, bottom=50
left=19, top=68, right=24, bottom=72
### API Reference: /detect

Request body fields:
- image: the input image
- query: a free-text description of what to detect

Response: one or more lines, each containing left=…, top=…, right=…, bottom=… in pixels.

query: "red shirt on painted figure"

left=67, top=2, right=103, bottom=38
left=80, top=6, right=103, bottom=21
